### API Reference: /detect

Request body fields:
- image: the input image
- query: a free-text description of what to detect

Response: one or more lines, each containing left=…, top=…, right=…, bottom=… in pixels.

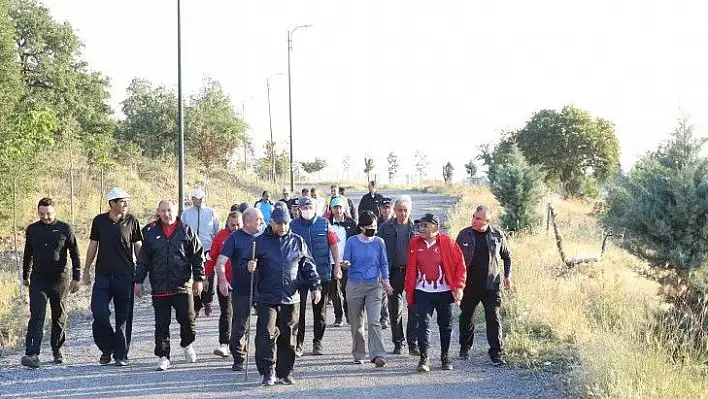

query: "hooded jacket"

left=404, top=233, right=466, bottom=305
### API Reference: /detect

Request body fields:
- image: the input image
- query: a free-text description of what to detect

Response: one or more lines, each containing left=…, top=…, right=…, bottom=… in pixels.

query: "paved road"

left=0, top=190, right=558, bottom=398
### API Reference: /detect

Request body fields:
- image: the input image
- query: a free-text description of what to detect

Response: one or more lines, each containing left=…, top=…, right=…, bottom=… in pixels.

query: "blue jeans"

left=91, top=274, right=134, bottom=360
left=415, top=290, right=454, bottom=357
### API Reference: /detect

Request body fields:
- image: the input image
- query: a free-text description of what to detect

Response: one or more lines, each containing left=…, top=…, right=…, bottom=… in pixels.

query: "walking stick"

left=245, top=241, right=256, bottom=381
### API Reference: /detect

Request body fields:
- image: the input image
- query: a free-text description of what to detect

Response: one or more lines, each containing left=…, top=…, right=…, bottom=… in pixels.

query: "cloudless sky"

left=42, top=0, right=708, bottom=180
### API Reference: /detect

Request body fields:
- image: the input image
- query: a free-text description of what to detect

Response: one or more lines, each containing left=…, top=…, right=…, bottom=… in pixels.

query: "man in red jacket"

left=205, top=210, right=243, bottom=357
left=405, top=213, right=466, bottom=373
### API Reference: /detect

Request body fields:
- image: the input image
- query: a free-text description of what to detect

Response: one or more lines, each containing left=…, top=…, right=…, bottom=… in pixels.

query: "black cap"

left=414, top=213, right=439, bottom=225
left=237, top=202, right=251, bottom=214
left=380, top=197, right=393, bottom=206
left=291, top=198, right=300, bottom=208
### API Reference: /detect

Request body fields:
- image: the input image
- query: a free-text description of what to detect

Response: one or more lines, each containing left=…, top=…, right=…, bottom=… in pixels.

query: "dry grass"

left=445, top=187, right=708, bottom=399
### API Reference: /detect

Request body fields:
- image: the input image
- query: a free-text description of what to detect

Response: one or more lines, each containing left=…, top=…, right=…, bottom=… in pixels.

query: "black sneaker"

left=21, top=354, right=40, bottom=369
left=409, top=345, right=420, bottom=356
left=262, top=371, right=276, bottom=386
left=441, top=354, right=453, bottom=370
left=313, top=342, right=323, bottom=356
left=279, top=375, right=295, bottom=385
left=392, top=343, right=402, bottom=355
left=115, top=358, right=128, bottom=367
left=232, top=361, right=244, bottom=371
left=52, top=350, right=64, bottom=364
left=459, top=346, right=470, bottom=360
left=416, top=354, right=430, bottom=373
left=99, top=353, right=112, bottom=365
left=333, top=318, right=343, bottom=327
left=491, top=357, right=505, bottom=367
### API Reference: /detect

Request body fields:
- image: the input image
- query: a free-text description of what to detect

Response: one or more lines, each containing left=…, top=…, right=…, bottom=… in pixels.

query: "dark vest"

left=291, top=216, right=331, bottom=282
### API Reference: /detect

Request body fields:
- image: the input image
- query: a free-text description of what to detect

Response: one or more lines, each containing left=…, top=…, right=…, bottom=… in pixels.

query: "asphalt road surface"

left=0, top=190, right=559, bottom=398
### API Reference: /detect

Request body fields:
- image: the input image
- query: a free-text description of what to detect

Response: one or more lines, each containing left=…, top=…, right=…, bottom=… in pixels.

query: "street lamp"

left=287, top=24, right=312, bottom=193
left=267, top=72, right=284, bottom=183
left=177, top=0, right=185, bottom=215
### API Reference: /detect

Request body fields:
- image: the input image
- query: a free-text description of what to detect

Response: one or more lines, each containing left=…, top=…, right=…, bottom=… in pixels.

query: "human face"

left=360, top=223, right=377, bottom=237
left=263, top=192, right=270, bottom=201
left=299, top=205, right=316, bottom=220
left=290, top=206, right=300, bottom=218
left=158, top=201, right=177, bottom=225
left=243, top=212, right=264, bottom=235
left=368, top=184, right=375, bottom=194
left=191, top=197, right=203, bottom=208
left=271, top=220, right=290, bottom=236
left=38, top=205, right=56, bottom=224
left=110, top=198, right=129, bottom=216
left=227, top=213, right=243, bottom=232
left=332, top=205, right=344, bottom=218
left=418, top=222, right=439, bottom=240
left=472, top=210, right=490, bottom=232
left=380, top=205, right=393, bottom=220
left=330, top=186, right=338, bottom=196
left=394, top=203, right=409, bottom=224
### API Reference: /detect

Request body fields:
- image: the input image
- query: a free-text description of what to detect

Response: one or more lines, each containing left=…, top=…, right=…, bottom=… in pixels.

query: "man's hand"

left=333, top=265, right=343, bottom=280
left=22, top=279, right=29, bottom=287
left=134, top=283, right=143, bottom=298
left=340, top=260, right=351, bottom=270
left=312, top=290, right=322, bottom=304
left=247, top=260, right=257, bottom=273
left=82, top=268, right=91, bottom=286
left=503, top=277, right=512, bottom=291
left=382, top=280, right=394, bottom=296
left=453, top=288, right=464, bottom=304
left=193, top=281, right=204, bottom=296
left=218, top=276, right=231, bottom=297
left=70, top=280, right=80, bottom=294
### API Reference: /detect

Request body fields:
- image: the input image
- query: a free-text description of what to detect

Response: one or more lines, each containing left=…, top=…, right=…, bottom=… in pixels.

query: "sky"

left=41, top=0, right=708, bottom=182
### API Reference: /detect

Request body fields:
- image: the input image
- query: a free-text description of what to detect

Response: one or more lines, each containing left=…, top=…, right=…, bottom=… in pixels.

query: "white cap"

left=191, top=187, right=205, bottom=199
left=107, top=187, right=131, bottom=201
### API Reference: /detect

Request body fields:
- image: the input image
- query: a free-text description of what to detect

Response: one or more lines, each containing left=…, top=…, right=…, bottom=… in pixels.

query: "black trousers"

left=216, top=289, right=233, bottom=344
left=388, top=267, right=418, bottom=346
left=296, top=282, right=332, bottom=347
left=152, top=293, right=197, bottom=359
left=459, top=288, right=503, bottom=357
left=331, top=269, right=348, bottom=320
left=255, top=302, right=299, bottom=378
left=91, top=273, right=134, bottom=360
left=230, top=295, right=251, bottom=364
left=194, top=272, right=215, bottom=311
left=25, top=279, right=69, bottom=356
left=415, top=290, right=454, bottom=356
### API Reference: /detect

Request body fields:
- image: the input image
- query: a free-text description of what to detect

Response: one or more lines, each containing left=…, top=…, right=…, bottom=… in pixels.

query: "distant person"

left=255, top=190, right=275, bottom=224
left=181, top=187, right=220, bottom=317
left=328, top=196, right=357, bottom=327
left=134, top=199, right=204, bottom=371
left=323, top=184, right=340, bottom=218
left=279, top=189, right=293, bottom=208
left=376, top=196, right=394, bottom=329
left=310, top=187, right=326, bottom=217
left=21, top=198, right=81, bottom=368
left=404, top=213, right=466, bottom=372
left=338, top=187, right=356, bottom=221
left=358, top=181, right=384, bottom=218
left=289, top=197, right=300, bottom=220
left=456, top=204, right=512, bottom=367
left=83, top=187, right=143, bottom=366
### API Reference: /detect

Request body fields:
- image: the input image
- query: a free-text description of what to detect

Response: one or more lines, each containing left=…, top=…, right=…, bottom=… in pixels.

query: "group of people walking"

left=19, top=180, right=513, bottom=387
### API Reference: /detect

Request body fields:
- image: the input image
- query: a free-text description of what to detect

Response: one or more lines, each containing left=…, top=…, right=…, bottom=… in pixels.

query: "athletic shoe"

left=21, top=354, right=40, bottom=369
left=213, top=344, right=229, bottom=357
left=184, top=344, right=197, bottom=363
left=157, top=357, right=170, bottom=371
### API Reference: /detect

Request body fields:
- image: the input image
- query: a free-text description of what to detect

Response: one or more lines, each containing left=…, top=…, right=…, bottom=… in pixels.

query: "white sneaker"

left=157, top=357, right=170, bottom=371
left=213, top=344, right=229, bottom=357
left=183, top=345, right=197, bottom=363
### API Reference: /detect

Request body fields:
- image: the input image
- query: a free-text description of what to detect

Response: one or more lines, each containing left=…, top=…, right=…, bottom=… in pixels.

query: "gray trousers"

left=346, top=280, right=387, bottom=361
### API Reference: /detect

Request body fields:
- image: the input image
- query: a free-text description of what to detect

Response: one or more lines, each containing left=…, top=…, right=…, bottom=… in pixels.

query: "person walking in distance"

left=341, top=210, right=394, bottom=367
left=214, top=207, right=265, bottom=371
left=338, top=187, right=357, bottom=221
left=358, top=181, right=384, bottom=218
left=405, top=213, right=466, bottom=372
left=310, top=187, right=326, bottom=217
left=181, top=187, right=220, bottom=317
left=134, top=199, right=205, bottom=371
left=83, top=187, right=143, bottom=366
left=327, top=197, right=357, bottom=327
left=290, top=197, right=341, bottom=356
left=205, top=209, right=243, bottom=358
left=249, top=203, right=322, bottom=386
left=376, top=197, right=394, bottom=329
left=21, top=198, right=81, bottom=368
left=377, top=195, right=419, bottom=355
left=255, top=190, right=275, bottom=224
left=456, top=204, right=512, bottom=366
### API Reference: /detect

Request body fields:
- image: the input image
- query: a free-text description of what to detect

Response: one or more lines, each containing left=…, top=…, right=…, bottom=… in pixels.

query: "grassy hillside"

left=444, top=186, right=707, bottom=398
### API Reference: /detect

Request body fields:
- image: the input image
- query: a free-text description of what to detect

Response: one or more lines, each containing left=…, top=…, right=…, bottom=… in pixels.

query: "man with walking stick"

left=247, top=202, right=321, bottom=386
left=215, top=207, right=265, bottom=372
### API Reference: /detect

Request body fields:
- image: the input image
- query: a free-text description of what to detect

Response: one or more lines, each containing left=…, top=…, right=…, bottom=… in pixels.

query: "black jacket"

left=135, top=219, right=205, bottom=295
left=455, top=226, right=512, bottom=290
left=22, top=220, right=80, bottom=282
left=253, top=226, right=320, bottom=305
left=358, top=192, right=384, bottom=218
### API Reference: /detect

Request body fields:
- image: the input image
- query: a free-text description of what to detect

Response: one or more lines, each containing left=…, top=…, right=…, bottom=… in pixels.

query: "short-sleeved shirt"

left=90, top=213, right=143, bottom=276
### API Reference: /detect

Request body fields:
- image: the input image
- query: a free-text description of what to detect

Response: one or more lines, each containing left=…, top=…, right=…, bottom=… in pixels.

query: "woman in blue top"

left=342, top=211, right=394, bottom=367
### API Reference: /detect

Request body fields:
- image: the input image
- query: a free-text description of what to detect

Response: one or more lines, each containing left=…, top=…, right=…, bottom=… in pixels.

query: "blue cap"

left=300, top=197, right=314, bottom=207
left=271, top=201, right=291, bottom=223
left=330, top=196, right=343, bottom=207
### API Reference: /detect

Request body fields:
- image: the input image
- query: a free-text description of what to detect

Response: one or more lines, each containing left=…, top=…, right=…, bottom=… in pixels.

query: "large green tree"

left=513, top=105, right=620, bottom=196
left=0, top=0, right=22, bottom=120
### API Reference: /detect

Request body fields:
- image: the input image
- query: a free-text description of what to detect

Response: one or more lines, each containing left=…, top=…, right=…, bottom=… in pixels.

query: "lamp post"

left=287, top=24, right=312, bottom=193
left=177, top=0, right=185, bottom=215
left=267, top=72, right=283, bottom=183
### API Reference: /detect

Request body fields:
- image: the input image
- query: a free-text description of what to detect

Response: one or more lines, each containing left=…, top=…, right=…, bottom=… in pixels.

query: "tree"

left=254, top=145, right=290, bottom=182
left=387, top=152, right=399, bottom=183
left=84, top=132, right=117, bottom=211
left=364, top=157, right=374, bottom=182
left=0, top=0, right=22, bottom=121
left=464, top=159, right=477, bottom=181
left=117, top=78, right=178, bottom=157
left=299, top=158, right=327, bottom=174
left=513, top=105, right=620, bottom=196
left=488, top=143, right=545, bottom=232
left=443, top=162, right=454, bottom=186
left=414, top=150, right=429, bottom=181
left=186, top=76, right=246, bottom=170
left=600, top=118, right=708, bottom=270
